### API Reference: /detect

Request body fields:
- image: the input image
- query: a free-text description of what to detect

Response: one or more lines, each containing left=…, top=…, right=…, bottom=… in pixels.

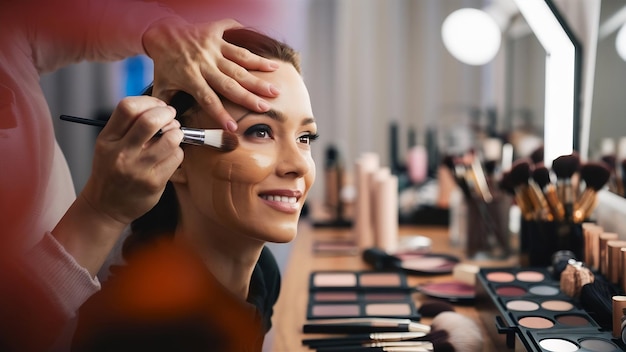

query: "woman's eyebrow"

left=236, top=110, right=316, bottom=125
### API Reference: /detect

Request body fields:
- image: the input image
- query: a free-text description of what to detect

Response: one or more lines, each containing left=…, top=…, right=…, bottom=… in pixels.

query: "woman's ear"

left=170, top=164, right=188, bottom=185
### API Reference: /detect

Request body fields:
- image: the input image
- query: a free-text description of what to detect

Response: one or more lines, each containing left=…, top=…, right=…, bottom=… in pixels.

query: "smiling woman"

left=71, top=28, right=316, bottom=352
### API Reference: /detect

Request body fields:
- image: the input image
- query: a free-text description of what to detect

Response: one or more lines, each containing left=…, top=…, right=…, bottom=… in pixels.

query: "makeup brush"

left=532, top=166, right=565, bottom=221
left=572, top=162, right=611, bottom=223
left=552, top=154, right=581, bottom=220
left=601, top=155, right=621, bottom=196
left=499, top=171, right=533, bottom=220
left=510, top=160, right=550, bottom=220
left=59, top=114, right=239, bottom=152
left=302, top=318, right=431, bottom=335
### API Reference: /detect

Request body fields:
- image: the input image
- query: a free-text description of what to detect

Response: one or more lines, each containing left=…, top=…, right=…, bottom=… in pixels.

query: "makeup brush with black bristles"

left=500, top=171, right=533, bottom=221
left=552, top=153, right=581, bottom=220
left=601, top=155, right=621, bottom=195
left=510, top=160, right=551, bottom=220
left=572, top=162, right=611, bottom=223
left=532, top=166, right=565, bottom=221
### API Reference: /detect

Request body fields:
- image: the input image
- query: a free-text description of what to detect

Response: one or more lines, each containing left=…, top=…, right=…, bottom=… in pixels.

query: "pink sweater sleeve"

left=21, top=0, right=181, bottom=73
left=25, top=232, right=101, bottom=319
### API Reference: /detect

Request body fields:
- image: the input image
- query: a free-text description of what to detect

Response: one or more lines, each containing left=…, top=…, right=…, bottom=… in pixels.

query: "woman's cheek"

left=211, top=153, right=274, bottom=184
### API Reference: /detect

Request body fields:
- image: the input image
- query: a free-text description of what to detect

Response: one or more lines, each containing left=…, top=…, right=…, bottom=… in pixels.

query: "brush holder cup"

left=465, top=193, right=512, bottom=260
left=520, top=220, right=583, bottom=267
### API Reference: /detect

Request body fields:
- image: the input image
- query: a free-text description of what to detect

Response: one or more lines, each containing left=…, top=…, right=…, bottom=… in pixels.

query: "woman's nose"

left=276, top=142, right=311, bottom=178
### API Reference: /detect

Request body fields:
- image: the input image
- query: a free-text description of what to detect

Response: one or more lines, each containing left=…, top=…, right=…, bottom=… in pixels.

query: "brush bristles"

left=552, top=154, right=581, bottom=179
left=203, top=129, right=239, bottom=152
left=532, top=166, right=552, bottom=189
left=580, top=162, right=611, bottom=191
left=431, top=312, right=482, bottom=352
left=509, top=160, right=531, bottom=187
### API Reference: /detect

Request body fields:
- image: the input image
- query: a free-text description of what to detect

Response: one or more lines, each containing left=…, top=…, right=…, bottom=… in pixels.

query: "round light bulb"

left=441, top=8, right=502, bottom=66
left=616, top=23, right=626, bottom=62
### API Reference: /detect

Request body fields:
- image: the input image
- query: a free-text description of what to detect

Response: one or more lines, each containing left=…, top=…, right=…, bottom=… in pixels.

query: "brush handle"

left=60, top=114, right=211, bottom=147
left=303, top=322, right=412, bottom=334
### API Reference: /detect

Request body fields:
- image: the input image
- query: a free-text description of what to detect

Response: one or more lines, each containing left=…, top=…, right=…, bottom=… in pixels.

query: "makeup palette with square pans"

left=476, top=267, right=626, bottom=351
left=307, top=271, right=420, bottom=320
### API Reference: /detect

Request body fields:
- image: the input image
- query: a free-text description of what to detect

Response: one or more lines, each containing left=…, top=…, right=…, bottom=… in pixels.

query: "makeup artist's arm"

left=52, top=96, right=184, bottom=277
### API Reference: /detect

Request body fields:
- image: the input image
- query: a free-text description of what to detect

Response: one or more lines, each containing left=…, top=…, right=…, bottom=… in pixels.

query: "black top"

left=71, top=243, right=281, bottom=352
left=247, top=246, right=281, bottom=333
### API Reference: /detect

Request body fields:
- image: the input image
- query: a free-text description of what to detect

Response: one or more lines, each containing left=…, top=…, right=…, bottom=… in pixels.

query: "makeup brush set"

left=301, top=307, right=484, bottom=352
left=498, top=152, right=613, bottom=267
left=442, top=138, right=513, bottom=259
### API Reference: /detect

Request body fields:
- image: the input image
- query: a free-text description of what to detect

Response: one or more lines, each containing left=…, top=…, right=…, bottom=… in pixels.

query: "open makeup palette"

left=476, top=267, right=625, bottom=352
left=306, top=270, right=420, bottom=320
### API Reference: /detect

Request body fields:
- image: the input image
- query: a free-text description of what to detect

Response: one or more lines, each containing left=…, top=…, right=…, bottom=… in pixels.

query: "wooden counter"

left=270, top=221, right=518, bottom=352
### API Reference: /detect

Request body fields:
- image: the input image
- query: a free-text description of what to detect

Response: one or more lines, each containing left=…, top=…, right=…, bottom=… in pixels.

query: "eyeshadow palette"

left=476, top=267, right=625, bottom=352
left=307, top=271, right=419, bottom=320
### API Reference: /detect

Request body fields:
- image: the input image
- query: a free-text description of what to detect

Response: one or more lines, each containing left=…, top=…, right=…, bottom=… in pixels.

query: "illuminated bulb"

left=441, top=8, right=502, bottom=66
left=616, top=23, right=626, bottom=61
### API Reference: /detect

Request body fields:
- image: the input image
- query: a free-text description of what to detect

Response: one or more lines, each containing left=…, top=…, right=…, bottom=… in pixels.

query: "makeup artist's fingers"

left=102, top=96, right=170, bottom=142
left=144, top=18, right=279, bottom=131
left=83, top=99, right=184, bottom=225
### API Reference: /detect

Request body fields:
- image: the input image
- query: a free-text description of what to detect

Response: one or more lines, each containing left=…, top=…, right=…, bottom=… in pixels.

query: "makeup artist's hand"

left=53, top=96, right=183, bottom=276
left=143, top=18, right=280, bottom=132
left=84, top=96, right=183, bottom=225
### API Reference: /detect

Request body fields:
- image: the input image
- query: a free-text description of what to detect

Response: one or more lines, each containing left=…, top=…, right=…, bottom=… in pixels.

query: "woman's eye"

left=244, top=124, right=273, bottom=139
left=298, top=133, right=319, bottom=145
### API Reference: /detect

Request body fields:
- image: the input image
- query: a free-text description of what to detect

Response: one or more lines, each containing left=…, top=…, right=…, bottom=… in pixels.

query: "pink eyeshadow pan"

left=516, top=271, right=545, bottom=282
left=365, top=303, right=411, bottom=316
left=313, top=272, right=357, bottom=287
left=312, top=304, right=360, bottom=317
left=359, top=272, right=401, bottom=287
left=486, top=272, right=515, bottom=282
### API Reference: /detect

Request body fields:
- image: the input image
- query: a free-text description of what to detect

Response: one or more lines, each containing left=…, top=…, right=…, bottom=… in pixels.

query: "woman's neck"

left=174, top=219, right=264, bottom=301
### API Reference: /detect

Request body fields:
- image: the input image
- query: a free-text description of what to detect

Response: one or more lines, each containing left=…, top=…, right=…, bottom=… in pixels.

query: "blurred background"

left=45, top=0, right=626, bottom=266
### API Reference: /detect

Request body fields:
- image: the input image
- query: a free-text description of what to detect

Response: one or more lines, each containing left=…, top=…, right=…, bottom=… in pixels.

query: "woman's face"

left=172, top=61, right=317, bottom=243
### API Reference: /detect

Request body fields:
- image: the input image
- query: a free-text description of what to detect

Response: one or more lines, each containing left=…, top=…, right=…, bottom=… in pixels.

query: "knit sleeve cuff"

left=25, top=232, right=101, bottom=319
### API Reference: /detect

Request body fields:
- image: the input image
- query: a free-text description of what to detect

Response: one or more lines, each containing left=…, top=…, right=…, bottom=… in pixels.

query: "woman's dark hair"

left=123, top=28, right=300, bottom=259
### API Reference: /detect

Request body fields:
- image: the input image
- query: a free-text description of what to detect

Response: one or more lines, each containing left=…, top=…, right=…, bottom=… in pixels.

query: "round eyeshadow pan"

left=486, top=271, right=515, bottom=282
left=516, top=271, right=544, bottom=282
left=579, top=338, right=620, bottom=351
left=541, top=300, right=574, bottom=311
left=506, top=300, right=539, bottom=311
left=529, top=285, right=560, bottom=296
left=518, top=316, right=554, bottom=329
left=556, top=314, right=589, bottom=327
left=495, top=285, right=526, bottom=297
left=539, top=338, right=578, bottom=352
